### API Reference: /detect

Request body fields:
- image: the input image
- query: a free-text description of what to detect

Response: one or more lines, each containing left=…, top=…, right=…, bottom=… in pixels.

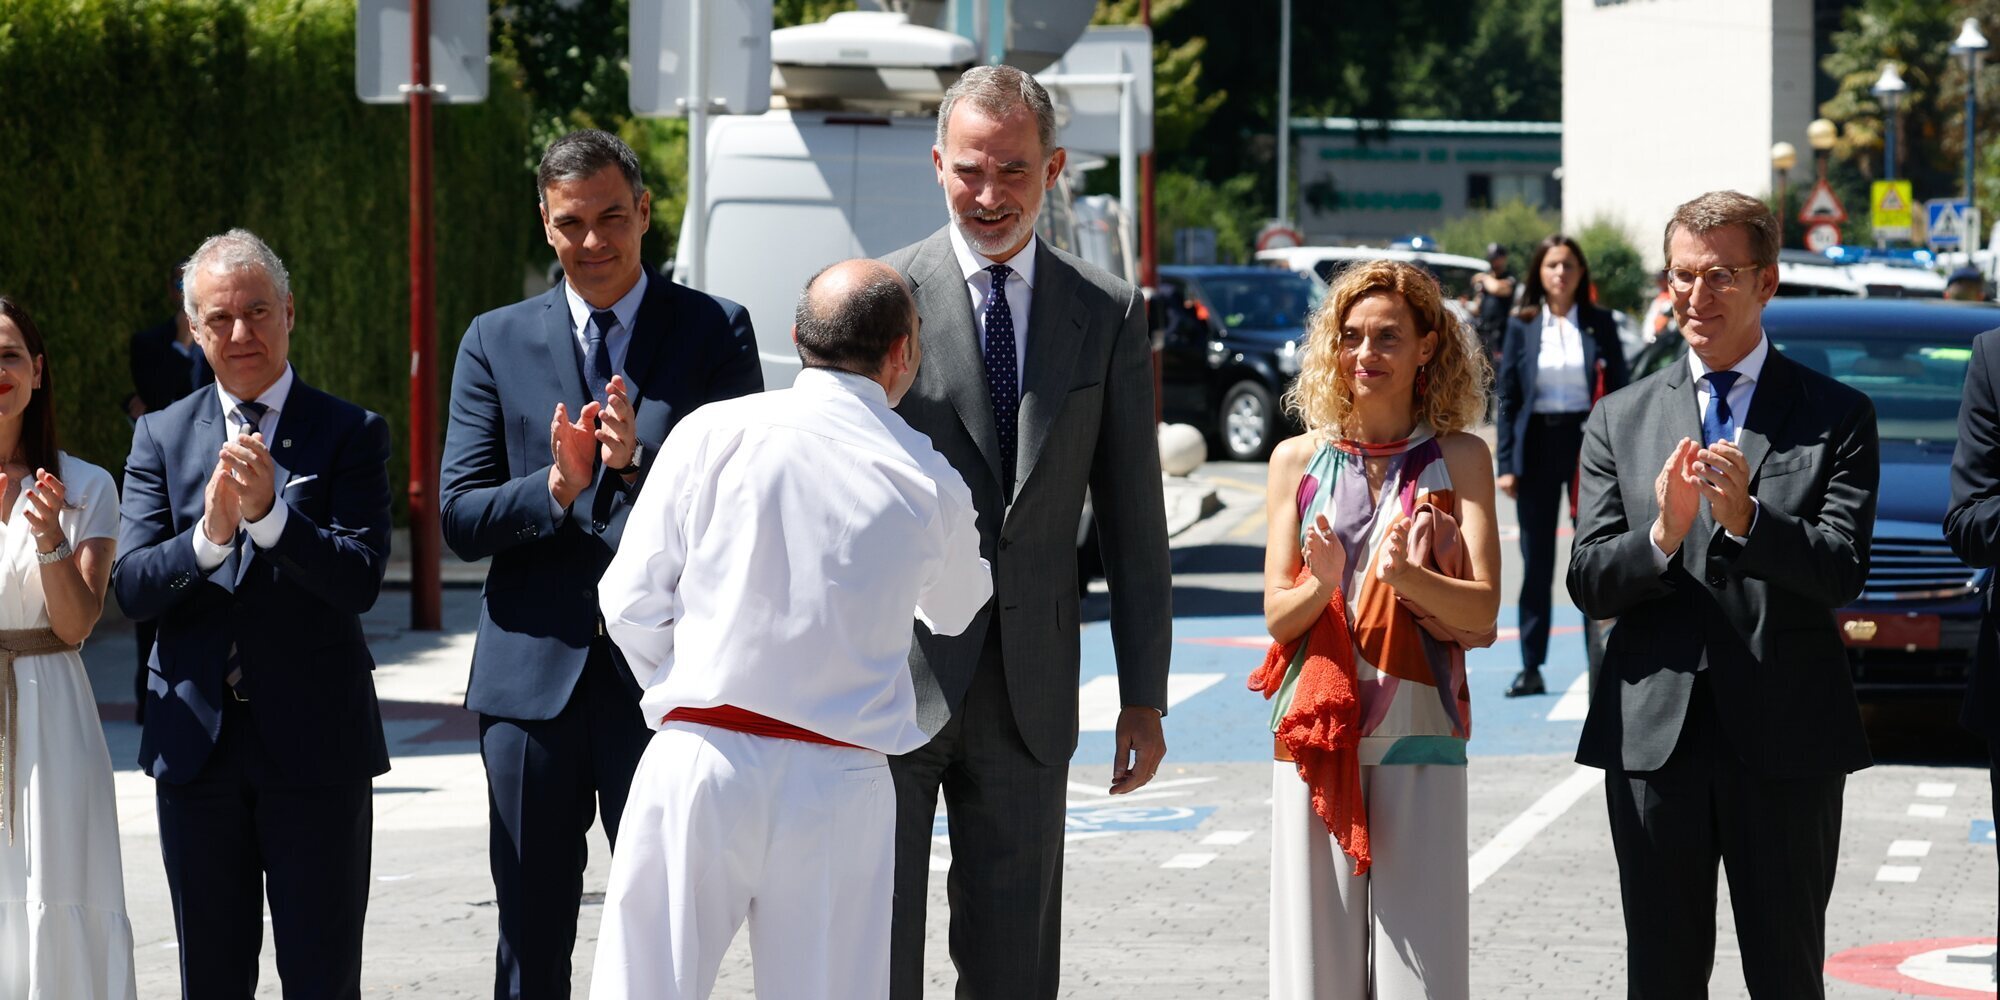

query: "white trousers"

left=590, top=722, right=895, bottom=1000
left=1269, top=762, right=1469, bottom=1000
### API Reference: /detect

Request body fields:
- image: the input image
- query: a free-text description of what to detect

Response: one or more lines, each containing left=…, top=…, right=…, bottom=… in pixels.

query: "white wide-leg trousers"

left=1269, top=761, right=1469, bottom=1000
left=590, top=722, right=895, bottom=1000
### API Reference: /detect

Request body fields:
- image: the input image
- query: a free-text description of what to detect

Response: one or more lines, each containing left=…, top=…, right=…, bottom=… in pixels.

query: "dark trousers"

left=1605, top=675, right=1845, bottom=998
left=889, top=635, right=1069, bottom=1000
left=1516, top=412, right=1586, bottom=670
left=481, top=640, right=652, bottom=1000
left=156, top=698, right=373, bottom=1000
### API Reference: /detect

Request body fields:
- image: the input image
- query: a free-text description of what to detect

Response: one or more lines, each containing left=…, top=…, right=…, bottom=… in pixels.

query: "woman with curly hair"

left=1254, top=260, right=1500, bottom=999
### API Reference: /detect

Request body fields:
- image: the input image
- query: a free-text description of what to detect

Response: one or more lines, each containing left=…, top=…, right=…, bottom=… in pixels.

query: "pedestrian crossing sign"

left=1872, top=180, right=1915, bottom=239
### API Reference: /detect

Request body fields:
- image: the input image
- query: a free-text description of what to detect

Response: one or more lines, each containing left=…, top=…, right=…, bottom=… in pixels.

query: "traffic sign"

left=1799, top=179, right=1847, bottom=224
left=1255, top=223, right=1305, bottom=252
left=1927, top=198, right=1970, bottom=249
left=1804, top=223, right=1842, bottom=253
left=1873, top=180, right=1915, bottom=239
left=356, top=0, right=489, bottom=104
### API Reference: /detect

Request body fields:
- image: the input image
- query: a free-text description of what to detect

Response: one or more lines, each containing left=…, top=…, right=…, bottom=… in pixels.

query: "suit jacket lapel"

left=910, top=232, right=1004, bottom=489
left=1737, top=347, right=1796, bottom=483
left=542, top=286, right=589, bottom=409
left=622, top=268, right=670, bottom=403
left=1014, top=241, right=1087, bottom=490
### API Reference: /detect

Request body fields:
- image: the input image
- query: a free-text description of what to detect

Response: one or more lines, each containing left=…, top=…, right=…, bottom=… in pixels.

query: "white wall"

left=1563, top=0, right=1816, bottom=267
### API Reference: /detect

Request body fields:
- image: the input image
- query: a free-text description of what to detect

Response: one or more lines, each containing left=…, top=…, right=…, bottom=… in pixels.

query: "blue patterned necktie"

left=585, top=309, right=617, bottom=406
left=983, top=264, right=1019, bottom=493
left=232, top=400, right=268, bottom=438
left=1702, top=370, right=1740, bottom=446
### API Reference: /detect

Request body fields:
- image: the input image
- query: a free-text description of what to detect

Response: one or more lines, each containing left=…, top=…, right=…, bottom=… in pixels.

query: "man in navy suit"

left=440, top=129, right=761, bottom=998
left=114, top=228, right=393, bottom=999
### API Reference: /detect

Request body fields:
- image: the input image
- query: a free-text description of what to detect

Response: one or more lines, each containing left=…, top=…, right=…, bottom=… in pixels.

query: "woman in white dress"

left=0, top=296, right=136, bottom=999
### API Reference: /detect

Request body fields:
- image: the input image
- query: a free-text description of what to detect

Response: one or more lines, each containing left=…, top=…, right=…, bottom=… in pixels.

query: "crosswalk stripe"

left=1546, top=670, right=1591, bottom=721
left=1078, top=673, right=1225, bottom=731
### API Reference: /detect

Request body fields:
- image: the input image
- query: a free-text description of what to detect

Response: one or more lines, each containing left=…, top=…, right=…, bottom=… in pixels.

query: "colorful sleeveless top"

left=1268, top=425, right=1472, bottom=766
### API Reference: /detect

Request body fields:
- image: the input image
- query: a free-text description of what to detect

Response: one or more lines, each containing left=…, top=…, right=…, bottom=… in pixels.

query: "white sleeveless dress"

left=0, top=454, right=136, bottom=999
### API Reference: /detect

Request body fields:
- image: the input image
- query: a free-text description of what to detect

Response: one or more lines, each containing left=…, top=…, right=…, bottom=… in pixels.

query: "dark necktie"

left=983, top=264, right=1019, bottom=492
left=1701, top=370, right=1740, bottom=447
left=233, top=400, right=269, bottom=438
left=585, top=309, right=617, bottom=406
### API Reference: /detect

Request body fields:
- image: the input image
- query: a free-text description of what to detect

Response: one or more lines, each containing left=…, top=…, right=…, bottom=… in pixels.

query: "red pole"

left=408, top=0, right=442, bottom=630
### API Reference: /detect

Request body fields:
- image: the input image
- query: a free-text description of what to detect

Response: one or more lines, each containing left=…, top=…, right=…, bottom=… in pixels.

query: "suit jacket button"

left=999, top=538, right=1012, bottom=550
left=593, top=520, right=608, bottom=532
left=1707, top=574, right=1726, bottom=587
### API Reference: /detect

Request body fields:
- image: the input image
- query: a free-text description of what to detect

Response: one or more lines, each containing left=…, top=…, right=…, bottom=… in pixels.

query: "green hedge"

left=0, top=0, right=541, bottom=510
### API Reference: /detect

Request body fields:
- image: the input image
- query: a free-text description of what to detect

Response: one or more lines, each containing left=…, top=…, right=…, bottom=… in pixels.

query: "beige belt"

left=0, top=627, right=79, bottom=844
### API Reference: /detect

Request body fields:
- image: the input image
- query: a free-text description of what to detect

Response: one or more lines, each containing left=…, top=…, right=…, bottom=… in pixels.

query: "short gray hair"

left=936, top=64, right=1057, bottom=157
left=1663, top=190, right=1781, bottom=268
left=183, top=228, right=292, bottom=321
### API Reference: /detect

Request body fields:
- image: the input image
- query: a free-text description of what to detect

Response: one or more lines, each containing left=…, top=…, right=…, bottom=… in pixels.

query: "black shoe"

left=1505, top=668, right=1547, bottom=698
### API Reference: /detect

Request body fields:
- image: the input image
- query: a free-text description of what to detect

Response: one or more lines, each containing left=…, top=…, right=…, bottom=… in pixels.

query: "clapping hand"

left=597, top=375, right=639, bottom=475
left=1651, top=437, right=1701, bottom=554
left=548, top=400, right=602, bottom=508
left=220, top=432, right=277, bottom=523
left=1694, top=440, right=1755, bottom=537
left=1302, top=513, right=1347, bottom=591
left=203, top=453, right=244, bottom=545
left=12, top=468, right=68, bottom=555
left=1377, top=518, right=1416, bottom=586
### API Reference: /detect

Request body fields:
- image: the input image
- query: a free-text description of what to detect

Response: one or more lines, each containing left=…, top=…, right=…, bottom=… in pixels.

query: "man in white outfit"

left=591, top=258, right=992, bottom=999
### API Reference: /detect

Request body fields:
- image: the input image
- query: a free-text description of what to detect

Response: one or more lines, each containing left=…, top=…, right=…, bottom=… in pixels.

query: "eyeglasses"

left=1665, top=264, right=1763, bottom=292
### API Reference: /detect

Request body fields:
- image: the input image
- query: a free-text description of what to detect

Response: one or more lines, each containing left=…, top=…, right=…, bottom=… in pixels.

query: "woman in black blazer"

left=1493, top=234, right=1629, bottom=697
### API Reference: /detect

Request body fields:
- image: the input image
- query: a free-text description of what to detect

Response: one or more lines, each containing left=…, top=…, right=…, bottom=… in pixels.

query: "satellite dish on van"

left=771, top=11, right=975, bottom=110
left=858, top=0, right=1093, bottom=74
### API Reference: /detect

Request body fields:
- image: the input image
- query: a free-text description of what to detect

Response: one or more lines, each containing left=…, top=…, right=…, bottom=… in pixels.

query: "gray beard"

left=952, top=210, right=1034, bottom=259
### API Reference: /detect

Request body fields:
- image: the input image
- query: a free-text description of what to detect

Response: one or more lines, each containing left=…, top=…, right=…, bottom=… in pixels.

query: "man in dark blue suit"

left=114, top=228, right=393, bottom=999
left=440, top=129, right=761, bottom=998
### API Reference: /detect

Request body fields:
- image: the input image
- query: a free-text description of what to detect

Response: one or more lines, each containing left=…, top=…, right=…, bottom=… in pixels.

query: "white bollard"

left=1158, top=423, right=1207, bottom=476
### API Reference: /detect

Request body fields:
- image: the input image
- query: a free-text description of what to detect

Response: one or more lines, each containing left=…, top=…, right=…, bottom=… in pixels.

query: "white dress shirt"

left=599, top=367, right=993, bottom=755
left=948, top=225, right=1037, bottom=384
left=1531, top=305, right=1592, bottom=414
left=193, top=364, right=296, bottom=571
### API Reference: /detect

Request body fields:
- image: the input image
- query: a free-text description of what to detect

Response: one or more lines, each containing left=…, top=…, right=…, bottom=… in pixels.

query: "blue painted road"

left=1073, top=605, right=1594, bottom=767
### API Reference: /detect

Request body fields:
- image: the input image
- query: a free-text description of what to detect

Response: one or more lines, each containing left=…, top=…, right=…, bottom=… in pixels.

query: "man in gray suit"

left=1568, top=191, right=1876, bottom=997
left=881, top=65, right=1173, bottom=998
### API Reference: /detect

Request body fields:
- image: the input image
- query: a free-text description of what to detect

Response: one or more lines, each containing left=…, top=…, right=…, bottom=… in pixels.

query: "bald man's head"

left=793, top=258, right=918, bottom=375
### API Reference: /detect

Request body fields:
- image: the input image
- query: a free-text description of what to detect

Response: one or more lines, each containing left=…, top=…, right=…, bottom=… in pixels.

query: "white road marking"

left=1468, top=764, right=1600, bottom=893
left=1546, top=671, right=1591, bottom=722
left=1910, top=803, right=1950, bottom=819
left=1876, top=865, right=1922, bottom=882
left=1888, top=840, right=1933, bottom=858
left=929, top=854, right=950, bottom=872
left=1088, top=676, right=1224, bottom=732
left=1077, top=673, right=1226, bottom=731
left=1917, top=782, right=1959, bottom=798
left=1065, top=789, right=1190, bottom=808
left=1065, top=831, right=1120, bottom=843
left=1161, top=853, right=1218, bottom=869
left=1202, top=830, right=1256, bottom=846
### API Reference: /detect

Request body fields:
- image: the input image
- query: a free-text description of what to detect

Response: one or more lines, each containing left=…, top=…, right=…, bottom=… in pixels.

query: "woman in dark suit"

left=1494, top=234, right=1628, bottom=697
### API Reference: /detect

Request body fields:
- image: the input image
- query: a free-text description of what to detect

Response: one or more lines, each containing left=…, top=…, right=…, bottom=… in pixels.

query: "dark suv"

left=1156, top=265, right=1323, bottom=461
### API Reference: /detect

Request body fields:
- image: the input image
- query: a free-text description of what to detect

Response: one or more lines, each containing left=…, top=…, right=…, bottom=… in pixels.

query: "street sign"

left=1799, top=179, right=1847, bottom=224
left=356, top=0, right=489, bottom=104
left=630, top=0, right=774, bottom=117
left=1804, top=223, right=1842, bottom=253
left=1255, top=223, right=1304, bottom=252
left=1037, top=26, right=1155, bottom=156
left=1926, top=198, right=1970, bottom=249
left=1871, top=180, right=1915, bottom=240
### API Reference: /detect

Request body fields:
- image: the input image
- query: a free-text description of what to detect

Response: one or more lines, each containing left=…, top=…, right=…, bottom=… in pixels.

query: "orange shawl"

left=1248, top=566, right=1369, bottom=875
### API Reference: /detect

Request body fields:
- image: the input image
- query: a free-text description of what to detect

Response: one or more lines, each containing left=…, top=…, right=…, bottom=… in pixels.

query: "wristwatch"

left=36, top=539, right=73, bottom=564
left=610, top=445, right=644, bottom=477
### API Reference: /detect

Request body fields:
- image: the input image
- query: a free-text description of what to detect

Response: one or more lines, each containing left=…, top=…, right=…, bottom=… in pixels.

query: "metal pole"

left=1276, top=0, right=1291, bottom=224
left=1969, top=53, right=1982, bottom=258
left=1886, top=103, right=1897, bottom=182
left=1118, top=65, right=1137, bottom=273
left=407, top=0, right=441, bottom=630
left=687, top=0, right=708, bottom=289
left=1140, top=0, right=1156, bottom=289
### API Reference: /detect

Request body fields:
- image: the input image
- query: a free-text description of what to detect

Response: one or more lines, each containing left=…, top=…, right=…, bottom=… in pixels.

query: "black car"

left=1620, top=297, right=2000, bottom=696
left=1157, top=265, right=1323, bottom=461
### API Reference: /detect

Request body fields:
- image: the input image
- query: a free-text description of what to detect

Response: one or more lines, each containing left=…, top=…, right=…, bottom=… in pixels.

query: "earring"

left=1415, top=365, right=1429, bottom=397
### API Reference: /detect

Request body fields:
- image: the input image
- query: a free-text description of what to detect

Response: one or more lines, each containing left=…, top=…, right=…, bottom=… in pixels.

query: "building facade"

left=1291, top=117, right=1563, bottom=245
